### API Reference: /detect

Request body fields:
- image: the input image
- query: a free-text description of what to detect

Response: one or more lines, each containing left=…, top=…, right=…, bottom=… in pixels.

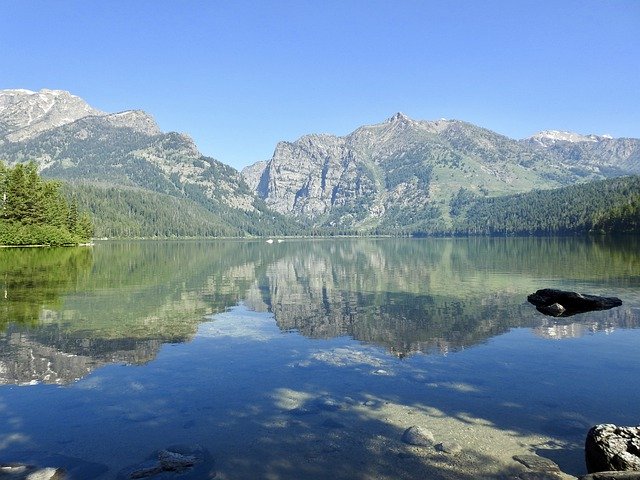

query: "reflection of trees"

left=244, top=238, right=640, bottom=356
left=1, top=237, right=638, bottom=382
left=0, top=241, right=280, bottom=384
left=0, top=247, right=94, bottom=329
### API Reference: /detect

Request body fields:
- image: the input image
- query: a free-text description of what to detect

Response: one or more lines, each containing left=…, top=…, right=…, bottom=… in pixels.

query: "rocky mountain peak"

left=0, top=88, right=103, bottom=141
left=387, top=112, right=412, bottom=124
left=102, top=110, right=162, bottom=136
left=527, top=130, right=614, bottom=147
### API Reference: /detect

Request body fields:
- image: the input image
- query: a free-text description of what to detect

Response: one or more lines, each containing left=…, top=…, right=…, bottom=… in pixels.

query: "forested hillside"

left=0, top=162, right=93, bottom=245
left=438, top=175, right=640, bottom=236
left=63, top=183, right=300, bottom=238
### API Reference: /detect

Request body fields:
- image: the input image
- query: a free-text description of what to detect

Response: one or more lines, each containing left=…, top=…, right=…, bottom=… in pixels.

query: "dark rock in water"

left=117, top=445, right=215, bottom=479
left=528, top=289, right=622, bottom=317
left=580, top=472, right=640, bottom=479
left=401, top=426, right=435, bottom=446
left=585, top=424, right=640, bottom=473
left=540, top=302, right=566, bottom=316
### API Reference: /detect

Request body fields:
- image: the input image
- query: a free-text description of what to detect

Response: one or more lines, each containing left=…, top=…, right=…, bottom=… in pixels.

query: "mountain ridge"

left=0, top=88, right=300, bottom=237
left=2, top=88, right=639, bottom=237
left=242, top=112, right=639, bottom=231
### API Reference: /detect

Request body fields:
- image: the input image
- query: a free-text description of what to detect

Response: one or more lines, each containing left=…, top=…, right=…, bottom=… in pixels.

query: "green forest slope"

left=441, top=175, right=640, bottom=236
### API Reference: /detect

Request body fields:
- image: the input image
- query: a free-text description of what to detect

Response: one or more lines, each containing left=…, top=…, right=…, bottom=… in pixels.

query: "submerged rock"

left=117, top=445, right=213, bottom=479
left=0, top=464, right=66, bottom=479
left=401, top=426, right=435, bottom=446
left=513, top=454, right=561, bottom=472
left=528, top=289, right=622, bottom=317
left=585, top=424, right=640, bottom=473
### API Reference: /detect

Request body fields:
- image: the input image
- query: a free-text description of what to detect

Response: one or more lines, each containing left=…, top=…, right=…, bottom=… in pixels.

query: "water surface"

left=0, top=238, right=638, bottom=478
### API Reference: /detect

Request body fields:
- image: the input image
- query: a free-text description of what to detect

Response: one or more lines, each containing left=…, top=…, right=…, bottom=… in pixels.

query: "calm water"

left=0, top=238, right=639, bottom=479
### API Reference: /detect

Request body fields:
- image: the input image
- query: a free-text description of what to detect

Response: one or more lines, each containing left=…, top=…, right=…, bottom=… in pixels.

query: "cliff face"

left=243, top=113, right=640, bottom=229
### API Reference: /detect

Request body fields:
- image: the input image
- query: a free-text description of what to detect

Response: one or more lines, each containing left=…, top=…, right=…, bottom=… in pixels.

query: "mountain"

left=448, top=175, right=640, bottom=236
left=0, top=88, right=294, bottom=237
left=0, top=89, right=102, bottom=141
left=243, top=113, right=640, bottom=232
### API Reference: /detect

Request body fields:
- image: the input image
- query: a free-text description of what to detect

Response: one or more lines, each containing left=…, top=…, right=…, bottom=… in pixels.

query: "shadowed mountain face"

left=243, top=113, right=640, bottom=230
left=1, top=238, right=639, bottom=384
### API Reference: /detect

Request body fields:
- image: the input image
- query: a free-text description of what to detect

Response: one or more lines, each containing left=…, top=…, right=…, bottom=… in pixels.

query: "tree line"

left=439, top=175, right=640, bottom=236
left=0, top=162, right=93, bottom=246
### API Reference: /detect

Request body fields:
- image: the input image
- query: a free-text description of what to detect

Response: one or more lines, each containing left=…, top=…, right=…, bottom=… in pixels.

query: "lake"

left=0, top=237, right=639, bottom=479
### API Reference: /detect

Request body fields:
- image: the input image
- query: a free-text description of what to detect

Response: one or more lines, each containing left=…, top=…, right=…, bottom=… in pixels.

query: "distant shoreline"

left=0, top=242, right=94, bottom=249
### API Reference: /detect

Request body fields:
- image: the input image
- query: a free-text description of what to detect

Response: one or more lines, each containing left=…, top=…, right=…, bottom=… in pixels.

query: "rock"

left=0, top=455, right=104, bottom=479
left=401, top=426, right=435, bottom=446
left=117, top=445, right=213, bottom=479
left=25, top=469, right=65, bottom=480
left=585, top=424, right=640, bottom=473
left=0, top=464, right=66, bottom=480
left=580, top=472, right=640, bottom=480
left=539, top=303, right=566, bottom=316
left=528, top=289, right=622, bottom=317
left=513, top=454, right=561, bottom=472
left=515, top=473, right=563, bottom=480
left=157, top=451, right=196, bottom=472
left=435, top=441, right=462, bottom=455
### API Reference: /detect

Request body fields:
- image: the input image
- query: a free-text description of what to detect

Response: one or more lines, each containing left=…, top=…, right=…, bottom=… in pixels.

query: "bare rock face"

left=242, top=112, right=640, bottom=230
left=585, top=424, right=640, bottom=473
left=0, top=89, right=102, bottom=141
left=528, top=289, right=622, bottom=317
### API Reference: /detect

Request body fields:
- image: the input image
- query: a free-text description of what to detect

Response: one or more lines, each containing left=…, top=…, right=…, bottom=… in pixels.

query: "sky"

left=1, top=0, right=638, bottom=170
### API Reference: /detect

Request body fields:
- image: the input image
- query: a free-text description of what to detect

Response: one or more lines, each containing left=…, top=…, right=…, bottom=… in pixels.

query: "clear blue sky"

left=2, top=0, right=638, bottom=169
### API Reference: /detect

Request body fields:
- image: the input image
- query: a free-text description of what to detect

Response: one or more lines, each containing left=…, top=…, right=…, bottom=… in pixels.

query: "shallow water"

left=0, top=238, right=638, bottom=478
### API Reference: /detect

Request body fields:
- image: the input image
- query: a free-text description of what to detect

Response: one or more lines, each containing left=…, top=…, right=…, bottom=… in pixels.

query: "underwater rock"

left=0, top=464, right=66, bottom=479
left=528, top=289, right=622, bottom=317
left=513, top=454, right=561, bottom=472
left=117, top=445, right=214, bottom=479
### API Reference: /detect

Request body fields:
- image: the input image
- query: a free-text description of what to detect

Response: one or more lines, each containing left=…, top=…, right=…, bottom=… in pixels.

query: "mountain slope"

left=0, top=89, right=102, bottom=141
left=0, top=88, right=295, bottom=236
left=243, top=113, right=640, bottom=231
left=444, top=175, right=640, bottom=236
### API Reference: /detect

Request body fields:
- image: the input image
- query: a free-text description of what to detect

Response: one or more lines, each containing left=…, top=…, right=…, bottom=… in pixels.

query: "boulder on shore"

left=528, top=289, right=622, bottom=317
left=585, top=424, right=640, bottom=473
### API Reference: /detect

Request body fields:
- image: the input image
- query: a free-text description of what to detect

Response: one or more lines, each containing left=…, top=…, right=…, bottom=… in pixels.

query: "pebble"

left=435, top=441, right=463, bottom=455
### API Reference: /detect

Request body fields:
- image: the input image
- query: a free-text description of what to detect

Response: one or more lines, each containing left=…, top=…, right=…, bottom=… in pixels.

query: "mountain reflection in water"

left=1, top=237, right=639, bottom=384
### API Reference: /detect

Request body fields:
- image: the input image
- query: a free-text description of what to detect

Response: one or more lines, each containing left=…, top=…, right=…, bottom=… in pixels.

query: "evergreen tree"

left=0, top=161, right=94, bottom=246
